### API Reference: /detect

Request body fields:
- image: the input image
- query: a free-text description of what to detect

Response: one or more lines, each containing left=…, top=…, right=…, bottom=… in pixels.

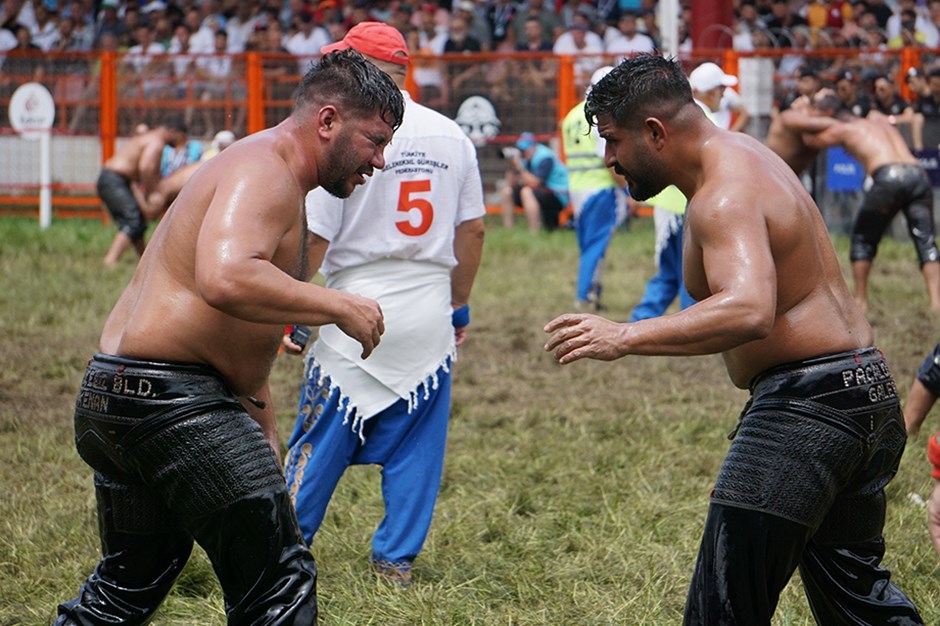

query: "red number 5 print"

left=396, top=180, right=433, bottom=236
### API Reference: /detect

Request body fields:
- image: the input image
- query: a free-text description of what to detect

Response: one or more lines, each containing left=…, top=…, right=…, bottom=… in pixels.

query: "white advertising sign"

left=9, top=82, right=55, bottom=140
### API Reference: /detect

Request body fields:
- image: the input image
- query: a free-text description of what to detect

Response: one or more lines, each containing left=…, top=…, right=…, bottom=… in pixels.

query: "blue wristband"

left=452, top=304, right=470, bottom=328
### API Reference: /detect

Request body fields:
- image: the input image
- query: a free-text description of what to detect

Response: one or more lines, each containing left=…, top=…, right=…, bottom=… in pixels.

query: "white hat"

left=590, top=65, right=615, bottom=87
left=211, top=130, right=236, bottom=151
left=688, top=62, right=737, bottom=93
left=141, top=0, right=166, bottom=13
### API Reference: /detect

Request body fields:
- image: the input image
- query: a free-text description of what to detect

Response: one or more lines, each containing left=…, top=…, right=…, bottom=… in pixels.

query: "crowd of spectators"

left=3, top=0, right=940, bottom=136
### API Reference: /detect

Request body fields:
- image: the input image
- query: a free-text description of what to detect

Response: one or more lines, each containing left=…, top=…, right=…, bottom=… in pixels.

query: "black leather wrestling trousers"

left=684, top=348, right=923, bottom=626
left=55, top=354, right=318, bottom=625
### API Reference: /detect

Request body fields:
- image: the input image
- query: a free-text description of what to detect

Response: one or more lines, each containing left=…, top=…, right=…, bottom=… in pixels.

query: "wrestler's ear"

left=644, top=117, right=667, bottom=150
left=317, top=105, right=339, bottom=138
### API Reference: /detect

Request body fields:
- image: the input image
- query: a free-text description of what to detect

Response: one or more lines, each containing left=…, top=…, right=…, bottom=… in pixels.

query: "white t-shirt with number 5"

left=303, top=90, right=486, bottom=423
left=306, top=90, right=485, bottom=275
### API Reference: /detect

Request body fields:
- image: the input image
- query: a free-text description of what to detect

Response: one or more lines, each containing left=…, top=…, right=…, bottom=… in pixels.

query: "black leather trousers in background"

left=684, top=348, right=923, bottom=626
left=54, top=354, right=318, bottom=625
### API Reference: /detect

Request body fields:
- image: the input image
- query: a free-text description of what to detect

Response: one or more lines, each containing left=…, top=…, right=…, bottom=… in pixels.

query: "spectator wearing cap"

left=689, top=62, right=749, bottom=132
left=913, top=68, right=940, bottom=150
left=502, top=132, right=569, bottom=233
left=552, top=12, right=604, bottom=92
left=284, top=8, right=329, bottom=74
left=605, top=12, right=654, bottom=61
left=835, top=69, right=872, bottom=118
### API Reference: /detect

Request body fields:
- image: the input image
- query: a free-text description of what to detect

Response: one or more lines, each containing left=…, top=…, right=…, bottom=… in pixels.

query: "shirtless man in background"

left=145, top=130, right=237, bottom=220
left=793, top=91, right=940, bottom=312
left=765, top=94, right=820, bottom=175
left=54, top=50, right=404, bottom=625
left=95, top=119, right=186, bottom=266
left=544, top=55, right=922, bottom=626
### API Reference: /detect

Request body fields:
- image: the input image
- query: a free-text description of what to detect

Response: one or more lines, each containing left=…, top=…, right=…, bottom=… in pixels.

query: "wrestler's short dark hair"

left=294, top=49, right=404, bottom=132
left=584, top=54, right=692, bottom=130
left=814, top=92, right=842, bottom=116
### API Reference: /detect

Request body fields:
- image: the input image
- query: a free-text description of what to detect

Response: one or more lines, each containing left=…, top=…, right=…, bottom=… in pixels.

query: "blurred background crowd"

left=5, top=0, right=940, bottom=131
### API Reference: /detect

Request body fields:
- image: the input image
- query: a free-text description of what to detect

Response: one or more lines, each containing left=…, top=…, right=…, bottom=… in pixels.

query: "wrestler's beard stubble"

left=618, top=141, right=670, bottom=203
left=321, top=129, right=370, bottom=199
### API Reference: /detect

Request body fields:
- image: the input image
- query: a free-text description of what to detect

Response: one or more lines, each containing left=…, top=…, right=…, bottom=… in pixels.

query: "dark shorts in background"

left=96, top=169, right=147, bottom=241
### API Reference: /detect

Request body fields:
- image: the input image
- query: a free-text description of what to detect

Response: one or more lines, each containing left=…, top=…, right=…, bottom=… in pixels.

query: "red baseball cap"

left=320, top=22, right=409, bottom=66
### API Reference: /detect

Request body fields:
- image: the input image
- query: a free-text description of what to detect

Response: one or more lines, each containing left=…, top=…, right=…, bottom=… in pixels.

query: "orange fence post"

left=722, top=48, right=739, bottom=80
left=404, top=64, right=419, bottom=102
left=246, top=52, right=265, bottom=135
left=556, top=55, right=576, bottom=127
left=899, top=47, right=920, bottom=101
left=99, top=50, right=117, bottom=163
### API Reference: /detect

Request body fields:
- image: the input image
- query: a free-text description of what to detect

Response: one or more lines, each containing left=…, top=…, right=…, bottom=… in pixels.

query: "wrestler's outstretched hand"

left=929, top=481, right=940, bottom=559
left=544, top=313, right=627, bottom=364
left=336, top=292, right=385, bottom=359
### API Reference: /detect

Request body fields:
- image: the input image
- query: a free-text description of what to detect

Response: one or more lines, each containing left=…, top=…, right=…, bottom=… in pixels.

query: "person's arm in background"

left=511, top=152, right=546, bottom=189
left=451, top=217, right=484, bottom=346
left=912, top=110, right=925, bottom=151
left=138, top=138, right=166, bottom=218
left=905, top=344, right=940, bottom=436
left=720, top=87, right=751, bottom=133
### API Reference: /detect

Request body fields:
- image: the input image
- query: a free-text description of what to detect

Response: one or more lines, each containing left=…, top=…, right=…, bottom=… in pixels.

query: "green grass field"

left=2, top=215, right=939, bottom=625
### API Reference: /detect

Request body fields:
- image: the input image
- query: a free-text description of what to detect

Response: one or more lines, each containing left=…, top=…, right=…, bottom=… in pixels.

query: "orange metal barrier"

left=0, top=46, right=936, bottom=219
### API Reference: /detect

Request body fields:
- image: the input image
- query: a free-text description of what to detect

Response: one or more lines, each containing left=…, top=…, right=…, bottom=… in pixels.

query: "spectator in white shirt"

left=125, top=21, right=169, bottom=98
left=226, top=0, right=263, bottom=52
left=196, top=29, right=245, bottom=135
left=284, top=10, right=330, bottom=74
left=553, top=13, right=605, bottom=91
left=30, top=1, right=60, bottom=51
left=605, top=12, right=655, bottom=59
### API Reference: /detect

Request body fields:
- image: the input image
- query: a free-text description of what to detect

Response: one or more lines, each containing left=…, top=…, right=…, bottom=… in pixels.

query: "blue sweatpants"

left=284, top=362, right=452, bottom=564
left=576, top=188, right=619, bottom=302
left=629, top=212, right=696, bottom=321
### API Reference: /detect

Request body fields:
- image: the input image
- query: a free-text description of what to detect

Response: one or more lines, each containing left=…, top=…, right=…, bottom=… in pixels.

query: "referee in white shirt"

left=282, top=22, right=486, bottom=587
